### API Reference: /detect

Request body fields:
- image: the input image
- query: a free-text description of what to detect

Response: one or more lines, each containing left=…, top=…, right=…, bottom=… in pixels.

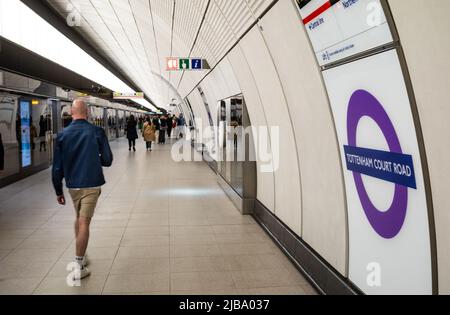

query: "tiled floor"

left=0, top=138, right=316, bottom=295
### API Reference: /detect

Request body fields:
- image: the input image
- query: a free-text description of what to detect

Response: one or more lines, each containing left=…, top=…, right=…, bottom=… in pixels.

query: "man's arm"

left=52, top=134, right=64, bottom=198
left=99, top=129, right=113, bottom=167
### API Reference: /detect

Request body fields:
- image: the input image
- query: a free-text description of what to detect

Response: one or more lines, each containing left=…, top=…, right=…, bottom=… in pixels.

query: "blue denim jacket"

left=52, top=120, right=113, bottom=196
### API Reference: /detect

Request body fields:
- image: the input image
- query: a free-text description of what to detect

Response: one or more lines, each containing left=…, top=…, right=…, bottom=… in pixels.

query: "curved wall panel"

left=228, top=46, right=276, bottom=212
left=179, top=0, right=449, bottom=294
left=239, top=27, right=303, bottom=236
left=388, top=0, right=450, bottom=294
left=259, top=0, right=348, bottom=275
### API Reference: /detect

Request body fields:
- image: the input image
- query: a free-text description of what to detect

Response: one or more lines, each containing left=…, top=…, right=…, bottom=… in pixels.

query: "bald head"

left=71, top=99, right=88, bottom=120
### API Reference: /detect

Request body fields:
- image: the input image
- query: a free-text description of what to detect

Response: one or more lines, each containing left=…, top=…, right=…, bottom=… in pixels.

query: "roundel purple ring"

left=347, top=90, right=408, bottom=239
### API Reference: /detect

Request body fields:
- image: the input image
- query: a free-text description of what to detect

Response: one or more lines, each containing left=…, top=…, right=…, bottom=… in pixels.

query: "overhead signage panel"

left=166, top=58, right=209, bottom=71
left=296, top=0, right=394, bottom=66
left=113, top=92, right=144, bottom=100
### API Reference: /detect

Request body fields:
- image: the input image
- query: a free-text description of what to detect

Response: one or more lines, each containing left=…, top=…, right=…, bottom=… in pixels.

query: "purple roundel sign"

left=347, top=90, right=408, bottom=239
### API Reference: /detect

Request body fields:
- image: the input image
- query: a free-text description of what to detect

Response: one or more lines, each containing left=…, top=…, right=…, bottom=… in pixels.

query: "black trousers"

left=128, top=139, right=136, bottom=148
left=159, top=130, right=166, bottom=143
left=146, top=142, right=152, bottom=150
left=167, top=128, right=172, bottom=138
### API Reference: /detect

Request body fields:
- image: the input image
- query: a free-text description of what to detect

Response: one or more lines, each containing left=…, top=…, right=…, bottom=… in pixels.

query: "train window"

left=0, top=94, right=20, bottom=180
left=118, top=110, right=125, bottom=136
left=89, top=106, right=104, bottom=128
left=30, top=99, right=53, bottom=167
left=107, top=109, right=117, bottom=139
left=0, top=95, right=53, bottom=184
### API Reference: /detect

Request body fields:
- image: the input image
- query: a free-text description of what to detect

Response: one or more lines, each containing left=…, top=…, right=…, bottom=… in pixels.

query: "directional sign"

left=296, top=0, right=393, bottom=66
left=166, top=58, right=209, bottom=71
left=113, top=92, right=144, bottom=100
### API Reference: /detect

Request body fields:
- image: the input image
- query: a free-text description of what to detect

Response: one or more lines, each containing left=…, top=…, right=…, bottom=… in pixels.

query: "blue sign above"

left=344, top=145, right=417, bottom=189
left=191, top=59, right=202, bottom=70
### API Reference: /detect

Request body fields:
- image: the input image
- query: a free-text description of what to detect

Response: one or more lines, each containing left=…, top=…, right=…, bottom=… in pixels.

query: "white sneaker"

left=73, top=267, right=91, bottom=281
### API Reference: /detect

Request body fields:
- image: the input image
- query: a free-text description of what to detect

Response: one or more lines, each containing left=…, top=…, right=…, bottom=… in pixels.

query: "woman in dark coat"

left=126, top=115, right=139, bottom=151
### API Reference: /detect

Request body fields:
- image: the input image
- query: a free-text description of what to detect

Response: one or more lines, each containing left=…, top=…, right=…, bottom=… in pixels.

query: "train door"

left=29, top=99, right=53, bottom=166
left=17, top=97, right=54, bottom=170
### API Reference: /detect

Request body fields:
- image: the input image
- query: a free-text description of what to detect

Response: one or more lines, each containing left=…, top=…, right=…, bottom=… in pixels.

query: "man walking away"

left=52, top=99, right=113, bottom=281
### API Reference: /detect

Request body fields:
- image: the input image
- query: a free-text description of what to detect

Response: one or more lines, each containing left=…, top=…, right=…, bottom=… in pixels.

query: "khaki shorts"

left=69, top=189, right=101, bottom=218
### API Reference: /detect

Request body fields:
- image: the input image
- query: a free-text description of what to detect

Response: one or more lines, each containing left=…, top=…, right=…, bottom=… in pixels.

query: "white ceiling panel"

left=46, top=0, right=273, bottom=108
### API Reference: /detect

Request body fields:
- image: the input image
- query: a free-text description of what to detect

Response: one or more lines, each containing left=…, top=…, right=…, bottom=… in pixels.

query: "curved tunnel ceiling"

left=45, top=0, right=274, bottom=110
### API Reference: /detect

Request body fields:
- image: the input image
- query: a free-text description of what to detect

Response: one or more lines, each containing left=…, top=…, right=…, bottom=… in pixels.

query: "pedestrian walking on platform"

left=52, top=99, right=113, bottom=281
left=126, top=115, right=139, bottom=151
left=142, top=117, right=156, bottom=151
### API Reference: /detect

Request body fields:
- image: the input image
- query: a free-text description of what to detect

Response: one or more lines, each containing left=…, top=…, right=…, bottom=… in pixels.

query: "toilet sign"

left=323, top=49, right=433, bottom=294
left=166, top=58, right=179, bottom=71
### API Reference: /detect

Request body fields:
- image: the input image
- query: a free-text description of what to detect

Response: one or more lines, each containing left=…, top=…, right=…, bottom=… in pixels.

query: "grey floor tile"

left=110, top=258, right=170, bottom=275
left=34, top=275, right=108, bottom=295
left=116, top=246, right=170, bottom=260
left=170, top=257, right=229, bottom=273
left=0, top=277, right=43, bottom=295
left=170, top=245, right=222, bottom=258
left=232, top=269, right=309, bottom=289
left=171, top=271, right=235, bottom=291
left=0, top=260, right=54, bottom=279
left=103, top=273, right=170, bottom=294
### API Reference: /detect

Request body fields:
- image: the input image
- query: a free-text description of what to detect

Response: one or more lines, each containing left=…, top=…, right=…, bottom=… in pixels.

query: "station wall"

left=388, top=0, right=450, bottom=294
left=182, top=0, right=450, bottom=294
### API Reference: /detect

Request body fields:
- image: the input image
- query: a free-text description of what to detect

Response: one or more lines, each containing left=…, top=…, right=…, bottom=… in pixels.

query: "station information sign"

left=113, top=92, right=144, bottom=100
left=166, top=58, right=209, bottom=71
left=296, top=0, right=394, bottom=66
left=323, top=49, right=433, bottom=294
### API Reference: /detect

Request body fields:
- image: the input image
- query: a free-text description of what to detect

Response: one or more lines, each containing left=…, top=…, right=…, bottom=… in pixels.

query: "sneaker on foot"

left=73, top=267, right=91, bottom=281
